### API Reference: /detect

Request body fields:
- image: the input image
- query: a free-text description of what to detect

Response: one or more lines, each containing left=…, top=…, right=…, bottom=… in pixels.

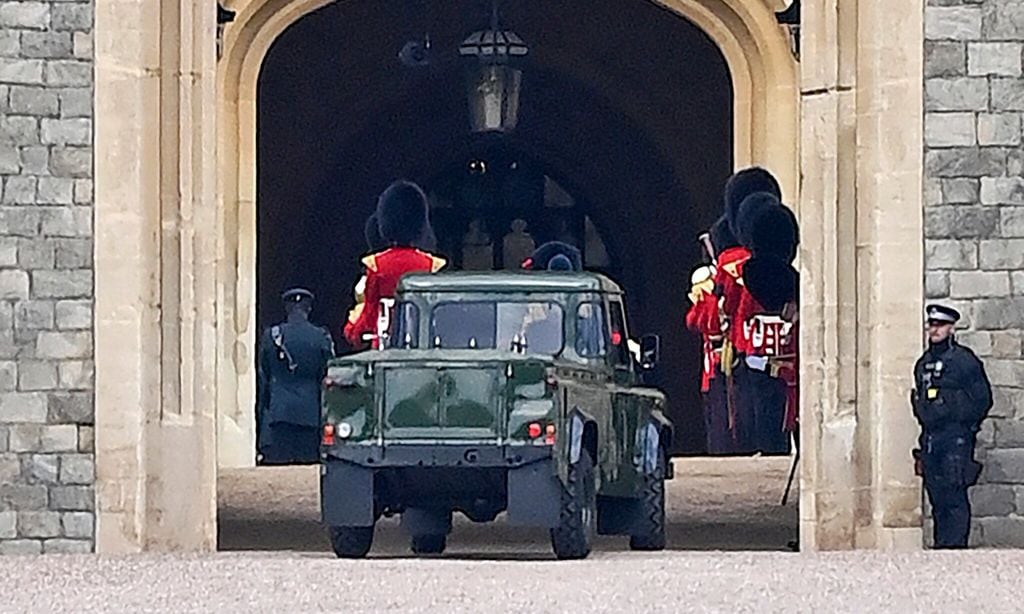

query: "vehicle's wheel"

left=410, top=533, right=447, bottom=555
left=550, top=450, right=597, bottom=560
left=629, top=450, right=666, bottom=551
left=328, top=526, right=374, bottom=559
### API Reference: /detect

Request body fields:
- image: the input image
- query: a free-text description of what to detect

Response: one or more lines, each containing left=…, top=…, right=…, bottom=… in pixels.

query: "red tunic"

left=713, top=246, right=751, bottom=349
left=779, top=322, right=799, bottom=433
left=686, top=290, right=721, bottom=392
left=735, top=290, right=766, bottom=355
left=343, top=247, right=446, bottom=347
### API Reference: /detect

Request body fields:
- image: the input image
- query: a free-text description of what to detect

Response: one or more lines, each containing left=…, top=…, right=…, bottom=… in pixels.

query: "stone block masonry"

left=925, top=0, right=1024, bottom=547
left=0, top=0, right=94, bottom=554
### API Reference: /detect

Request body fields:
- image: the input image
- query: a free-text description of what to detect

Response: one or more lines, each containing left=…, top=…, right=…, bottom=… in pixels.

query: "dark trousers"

left=704, top=372, right=737, bottom=455
left=260, top=422, right=320, bottom=464
left=735, top=363, right=790, bottom=455
left=923, top=435, right=977, bottom=549
left=730, top=363, right=757, bottom=454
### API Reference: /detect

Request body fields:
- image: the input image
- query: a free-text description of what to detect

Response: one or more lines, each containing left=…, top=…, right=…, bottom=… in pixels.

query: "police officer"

left=257, top=288, right=335, bottom=464
left=911, top=304, right=993, bottom=549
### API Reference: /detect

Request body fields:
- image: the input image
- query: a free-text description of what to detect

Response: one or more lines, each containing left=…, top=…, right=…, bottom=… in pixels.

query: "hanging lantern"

left=459, top=27, right=529, bottom=133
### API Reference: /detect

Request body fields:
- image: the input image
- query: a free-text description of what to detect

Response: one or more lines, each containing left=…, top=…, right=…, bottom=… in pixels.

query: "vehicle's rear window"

left=431, top=302, right=564, bottom=355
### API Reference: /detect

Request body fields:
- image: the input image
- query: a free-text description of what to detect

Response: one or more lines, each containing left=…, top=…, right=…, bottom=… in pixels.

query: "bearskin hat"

left=523, top=241, right=583, bottom=272
left=417, top=223, right=438, bottom=253
left=376, top=180, right=431, bottom=246
left=743, top=255, right=798, bottom=313
left=363, top=213, right=386, bottom=252
left=737, top=193, right=799, bottom=262
left=724, top=167, right=781, bottom=236
left=709, top=215, right=740, bottom=253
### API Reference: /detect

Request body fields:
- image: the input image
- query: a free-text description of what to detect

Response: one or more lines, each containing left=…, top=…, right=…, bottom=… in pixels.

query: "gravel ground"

left=1, top=457, right=1020, bottom=613
left=218, top=456, right=800, bottom=553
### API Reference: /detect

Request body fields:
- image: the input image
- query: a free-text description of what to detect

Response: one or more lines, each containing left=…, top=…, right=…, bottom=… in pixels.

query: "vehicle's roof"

left=398, top=271, right=623, bottom=294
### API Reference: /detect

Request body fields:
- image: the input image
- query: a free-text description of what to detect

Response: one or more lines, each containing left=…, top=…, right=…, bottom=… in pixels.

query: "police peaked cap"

left=709, top=215, right=740, bottom=253
left=926, top=304, right=960, bottom=324
left=737, top=193, right=799, bottom=262
left=743, top=255, right=798, bottom=313
left=724, top=167, right=782, bottom=236
left=523, top=241, right=583, bottom=272
left=376, top=180, right=431, bottom=246
left=281, top=287, right=314, bottom=303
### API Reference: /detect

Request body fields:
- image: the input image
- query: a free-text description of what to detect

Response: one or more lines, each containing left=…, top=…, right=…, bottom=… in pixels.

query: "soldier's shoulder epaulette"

left=428, top=253, right=447, bottom=273
left=362, top=251, right=387, bottom=272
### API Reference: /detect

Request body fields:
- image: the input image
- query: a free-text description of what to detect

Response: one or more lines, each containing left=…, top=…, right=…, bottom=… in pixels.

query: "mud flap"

left=320, top=461, right=375, bottom=527
left=507, top=459, right=561, bottom=528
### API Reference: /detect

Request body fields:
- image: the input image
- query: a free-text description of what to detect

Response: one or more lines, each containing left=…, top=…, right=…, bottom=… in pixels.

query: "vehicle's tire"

left=410, top=533, right=447, bottom=555
left=328, top=526, right=374, bottom=559
left=629, top=451, right=666, bottom=551
left=550, top=450, right=597, bottom=560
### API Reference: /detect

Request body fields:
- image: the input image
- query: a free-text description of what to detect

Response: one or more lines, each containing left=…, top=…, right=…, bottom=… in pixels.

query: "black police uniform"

left=257, top=288, right=335, bottom=464
left=911, top=304, right=993, bottom=549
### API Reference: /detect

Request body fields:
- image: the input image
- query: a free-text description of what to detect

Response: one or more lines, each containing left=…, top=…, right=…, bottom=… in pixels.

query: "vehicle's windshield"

left=431, top=301, right=564, bottom=355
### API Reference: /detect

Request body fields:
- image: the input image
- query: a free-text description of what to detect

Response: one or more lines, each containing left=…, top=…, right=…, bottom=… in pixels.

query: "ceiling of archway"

left=258, top=0, right=734, bottom=236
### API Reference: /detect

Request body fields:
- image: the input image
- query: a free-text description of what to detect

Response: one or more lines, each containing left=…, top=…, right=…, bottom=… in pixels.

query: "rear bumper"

left=320, top=444, right=561, bottom=528
left=322, top=442, right=552, bottom=468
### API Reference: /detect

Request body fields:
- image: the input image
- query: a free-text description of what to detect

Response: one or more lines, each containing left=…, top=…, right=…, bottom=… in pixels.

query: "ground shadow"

left=217, top=458, right=798, bottom=556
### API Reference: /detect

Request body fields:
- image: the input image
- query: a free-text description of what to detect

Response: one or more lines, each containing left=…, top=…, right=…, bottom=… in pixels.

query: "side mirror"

left=639, top=334, right=660, bottom=370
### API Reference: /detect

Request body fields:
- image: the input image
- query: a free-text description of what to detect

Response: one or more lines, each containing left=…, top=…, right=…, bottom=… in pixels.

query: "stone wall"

left=0, top=0, right=94, bottom=554
left=924, top=0, right=1024, bottom=546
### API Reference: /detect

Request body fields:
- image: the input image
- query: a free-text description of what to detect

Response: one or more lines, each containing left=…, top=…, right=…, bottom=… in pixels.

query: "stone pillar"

left=94, top=0, right=218, bottom=552
left=799, top=0, right=925, bottom=550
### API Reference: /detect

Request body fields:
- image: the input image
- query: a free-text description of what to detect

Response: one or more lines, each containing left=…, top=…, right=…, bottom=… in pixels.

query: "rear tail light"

left=323, top=376, right=336, bottom=389
left=322, top=424, right=335, bottom=446
left=527, top=422, right=555, bottom=445
left=545, top=424, right=556, bottom=445
left=528, top=422, right=542, bottom=439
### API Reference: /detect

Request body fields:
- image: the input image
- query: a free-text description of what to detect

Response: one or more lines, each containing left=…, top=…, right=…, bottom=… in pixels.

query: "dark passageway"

left=257, top=0, right=733, bottom=453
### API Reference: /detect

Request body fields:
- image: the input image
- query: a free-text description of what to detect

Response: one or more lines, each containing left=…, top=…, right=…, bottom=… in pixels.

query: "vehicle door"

left=606, top=297, right=643, bottom=495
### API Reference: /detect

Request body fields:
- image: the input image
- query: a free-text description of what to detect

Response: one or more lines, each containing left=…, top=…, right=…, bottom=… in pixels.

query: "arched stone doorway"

left=94, top=0, right=925, bottom=553
left=220, top=0, right=798, bottom=467
left=252, top=0, right=735, bottom=459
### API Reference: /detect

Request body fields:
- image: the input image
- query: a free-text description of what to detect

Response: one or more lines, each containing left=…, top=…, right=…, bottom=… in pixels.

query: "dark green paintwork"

left=322, top=272, right=672, bottom=497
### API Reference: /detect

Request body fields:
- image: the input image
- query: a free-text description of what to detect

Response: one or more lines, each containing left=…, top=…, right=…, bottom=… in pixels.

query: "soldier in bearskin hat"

left=733, top=191, right=800, bottom=455
left=343, top=180, right=446, bottom=349
left=685, top=232, right=734, bottom=454
left=724, top=166, right=782, bottom=239
left=344, top=213, right=387, bottom=338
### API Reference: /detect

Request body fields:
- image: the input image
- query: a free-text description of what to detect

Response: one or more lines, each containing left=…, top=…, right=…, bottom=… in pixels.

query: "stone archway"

left=93, top=0, right=925, bottom=552
left=214, top=0, right=800, bottom=469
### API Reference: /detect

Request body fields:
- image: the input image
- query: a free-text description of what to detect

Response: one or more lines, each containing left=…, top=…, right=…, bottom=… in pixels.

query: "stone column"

left=799, top=0, right=925, bottom=550
left=94, top=0, right=218, bottom=552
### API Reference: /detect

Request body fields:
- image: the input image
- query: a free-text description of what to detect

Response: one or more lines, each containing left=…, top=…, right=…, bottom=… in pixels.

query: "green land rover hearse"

left=319, top=271, right=673, bottom=559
